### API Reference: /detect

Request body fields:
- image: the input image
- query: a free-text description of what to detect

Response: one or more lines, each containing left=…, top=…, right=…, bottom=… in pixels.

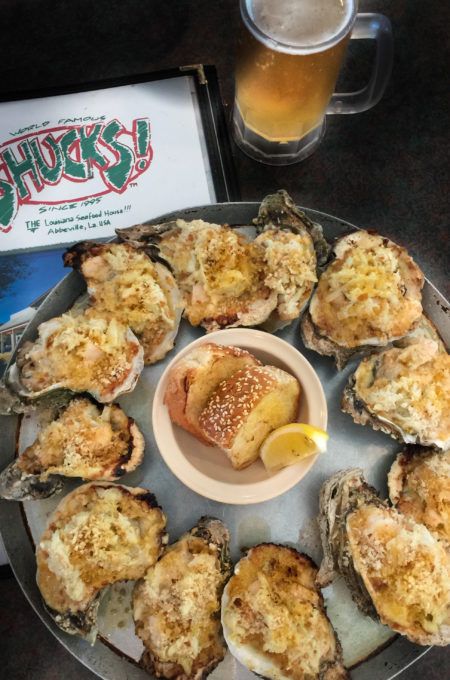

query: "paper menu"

left=0, top=72, right=225, bottom=252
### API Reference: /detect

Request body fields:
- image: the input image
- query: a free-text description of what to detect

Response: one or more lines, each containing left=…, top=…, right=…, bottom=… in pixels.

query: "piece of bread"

left=164, top=343, right=261, bottom=444
left=199, top=365, right=301, bottom=469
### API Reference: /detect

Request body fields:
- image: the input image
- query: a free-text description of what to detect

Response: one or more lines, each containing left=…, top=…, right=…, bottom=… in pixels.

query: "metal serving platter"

left=1, top=202, right=449, bottom=680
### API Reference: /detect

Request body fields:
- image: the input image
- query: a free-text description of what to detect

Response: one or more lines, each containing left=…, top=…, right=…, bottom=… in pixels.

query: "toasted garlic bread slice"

left=301, top=231, right=424, bottom=368
left=36, top=483, right=167, bottom=641
left=347, top=504, right=450, bottom=646
left=8, top=313, right=143, bottom=403
left=134, top=517, right=232, bottom=680
left=388, top=446, right=450, bottom=550
left=222, top=544, right=348, bottom=680
left=0, top=398, right=144, bottom=501
left=64, top=242, right=183, bottom=364
left=199, top=365, right=300, bottom=469
left=164, top=342, right=261, bottom=443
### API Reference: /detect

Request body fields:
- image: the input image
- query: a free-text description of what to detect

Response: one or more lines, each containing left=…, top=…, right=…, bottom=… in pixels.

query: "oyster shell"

left=133, top=516, right=231, bottom=680
left=0, top=398, right=144, bottom=501
left=342, top=338, right=450, bottom=449
left=127, top=218, right=278, bottom=331
left=254, top=189, right=330, bottom=266
left=222, top=543, right=348, bottom=680
left=64, top=242, right=183, bottom=364
left=6, top=313, right=144, bottom=404
left=36, top=482, right=167, bottom=642
left=316, top=469, right=384, bottom=617
left=301, top=230, right=424, bottom=369
left=388, top=445, right=450, bottom=550
left=318, top=470, right=450, bottom=646
left=117, top=191, right=329, bottom=332
left=346, top=503, right=450, bottom=646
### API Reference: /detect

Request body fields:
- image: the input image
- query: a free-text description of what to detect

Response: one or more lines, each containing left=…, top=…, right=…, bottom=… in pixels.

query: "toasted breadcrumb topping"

left=256, top=229, right=317, bottom=320
left=158, top=220, right=275, bottom=327
left=38, top=485, right=165, bottom=606
left=354, top=339, right=450, bottom=447
left=347, top=505, right=450, bottom=638
left=311, top=232, right=423, bottom=347
left=391, top=450, right=450, bottom=547
left=134, top=535, right=226, bottom=676
left=19, top=314, right=140, bottom=398
left=223, top=545, right=342, bottom=679
left=81, top=244, right=176, bottom=360
left=18, top=399, right=135, bottom=480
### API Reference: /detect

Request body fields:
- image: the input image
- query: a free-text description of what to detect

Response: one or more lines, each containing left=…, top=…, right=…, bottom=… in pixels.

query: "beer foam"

left=249, top=0, right=353, bottom=49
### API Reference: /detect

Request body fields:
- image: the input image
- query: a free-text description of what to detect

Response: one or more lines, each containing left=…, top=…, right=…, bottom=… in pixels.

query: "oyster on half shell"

left=116, top=191, right=328, bottom=332
left=341, top=337, right=450, bottom=449
left=36, top=482, right=167, bottom=642
left=222, top=543, right=348, bottom=680
left=0, top=398, right=144, bottom=501
left=6, top=313, right=144, bottom=405
left=64, top=242, right=183, bottom=364
left=388, top=446, right=450, bottom=550
left=318, top=469, right=450, bottom=646
left=316, top=469, right=383, bottom=617
left=133, top=516, right=231, bottom=680
left=301, top=230, right=424, bottom=369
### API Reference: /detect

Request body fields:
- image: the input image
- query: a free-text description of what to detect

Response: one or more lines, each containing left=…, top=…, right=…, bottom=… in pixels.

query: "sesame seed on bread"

left=199, top=365, right=301, bottom=470
left=163, top=343, right=261, bottom=444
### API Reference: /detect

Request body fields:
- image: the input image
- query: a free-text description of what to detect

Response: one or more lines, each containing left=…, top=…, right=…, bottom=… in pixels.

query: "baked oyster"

left=36, top=482, right=167, bottom=642
left=318, top=469, right=450, bottom=646
left=222, top=543, right=348, bottom=679
left=133, top=517, right=231, bottom=680
left=6, top=313, right=143, bottom=404
left=342, top=338, right=450, bottom=449
left=64, top=242, right=183, bottom=364
left=117, top=191, right=327, bottom=332
left=301, top=230, right=424, bottom=369
left=253, top=189, right=329, bottom=330
left=316, top=469, right=384, bottom=616
left=0, top=398, right=144, bottom=501
left=388, top=446, right=450, bottom=549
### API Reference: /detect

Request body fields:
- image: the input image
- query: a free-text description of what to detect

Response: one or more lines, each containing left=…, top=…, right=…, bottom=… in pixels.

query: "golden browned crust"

left=164, top=343, right=261, bottom=444
left=222, top=543, right=348, bottom=679
left=17, top=399, right=144, bottom=481
left=37, top=482, right=167, bottom=615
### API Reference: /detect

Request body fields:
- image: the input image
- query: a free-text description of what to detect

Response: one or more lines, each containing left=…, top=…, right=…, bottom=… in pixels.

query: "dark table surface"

left=0, top=0, right=449, bottom=678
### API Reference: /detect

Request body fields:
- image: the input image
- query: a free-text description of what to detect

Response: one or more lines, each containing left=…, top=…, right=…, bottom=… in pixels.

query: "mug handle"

left=327, top=13, right=393, bottom=114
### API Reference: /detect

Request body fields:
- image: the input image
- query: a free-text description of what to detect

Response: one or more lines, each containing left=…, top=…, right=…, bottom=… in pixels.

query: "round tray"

left=1, top=202, right=449, bottom=680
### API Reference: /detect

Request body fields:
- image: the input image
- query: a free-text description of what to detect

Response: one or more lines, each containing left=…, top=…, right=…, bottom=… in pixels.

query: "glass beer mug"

left=233, top=0, right=393, bottom=164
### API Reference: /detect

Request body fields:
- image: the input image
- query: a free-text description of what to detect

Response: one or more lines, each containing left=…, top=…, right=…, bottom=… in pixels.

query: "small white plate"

left=152, top=328, right=327, bottom=504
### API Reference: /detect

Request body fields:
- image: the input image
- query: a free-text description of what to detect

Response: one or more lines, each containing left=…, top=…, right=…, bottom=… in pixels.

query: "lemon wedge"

left=260, top=423, right=329, bottom=472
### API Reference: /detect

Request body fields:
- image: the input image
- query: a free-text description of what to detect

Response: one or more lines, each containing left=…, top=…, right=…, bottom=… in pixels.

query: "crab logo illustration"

left=0, top=118, right=152, bottom=232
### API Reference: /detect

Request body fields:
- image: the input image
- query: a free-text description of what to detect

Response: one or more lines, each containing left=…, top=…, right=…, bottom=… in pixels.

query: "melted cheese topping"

left=392, top=450, right=450, bottom=548
left=37, top=485, right=165, bottom=611
left=311, top=232, right=423, bottom=347
left=255, top=230, right=317, bottom=321
left=134, top=535, right=226, bottom=676
left=347, top=505, right=450, bottom=640
left=18, top=399, right=136, bottom=480
left=354, top=340, right=450, bottom=447
left=19, top=314, right=141, bottom=399
left=223, top=545, right=341, bottom=680
left=159, top=220, right=274, bottom=327
left=81, top=244, right=176, bottom=361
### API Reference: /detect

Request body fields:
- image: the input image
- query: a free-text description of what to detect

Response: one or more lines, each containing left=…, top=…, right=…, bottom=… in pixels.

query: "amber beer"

left=235, top=0, right=354, bottom=143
